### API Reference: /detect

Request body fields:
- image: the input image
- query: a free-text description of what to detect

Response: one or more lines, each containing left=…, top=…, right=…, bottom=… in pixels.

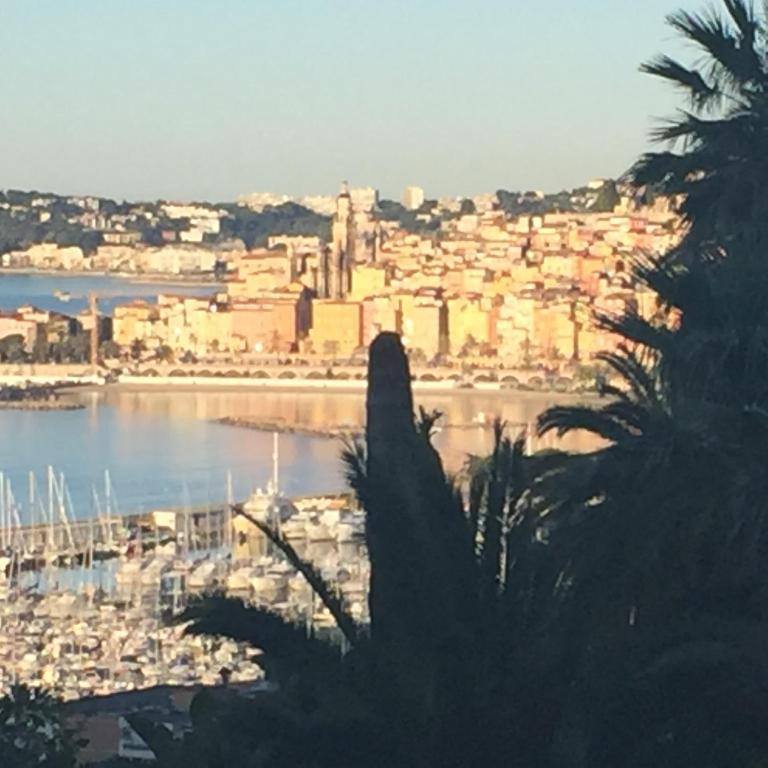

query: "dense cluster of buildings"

left=0, top=182, right=683, bottom=368
left=110, top=182, right=681, bottom=368
left=3, top=241, right=225, bottom=275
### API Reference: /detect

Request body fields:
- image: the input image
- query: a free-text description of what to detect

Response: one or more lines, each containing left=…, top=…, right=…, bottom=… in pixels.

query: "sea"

left=0, top=273, right=597, bottom=519
left=0, top=272, right=215, bottom=315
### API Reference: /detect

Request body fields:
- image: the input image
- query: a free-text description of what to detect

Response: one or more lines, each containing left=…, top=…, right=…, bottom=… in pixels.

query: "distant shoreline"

left=212, top=414, right=564, bottom=439
left=83, top=379, right=599, bottom=402
left=0, top=400, right=85, bottom=412
left=0, top=267, right=219, bottom=288
left=213, top=416, right=356, bottom=439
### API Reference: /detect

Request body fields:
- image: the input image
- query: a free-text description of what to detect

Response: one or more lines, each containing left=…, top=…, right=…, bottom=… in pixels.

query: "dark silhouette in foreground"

left=83, top=1, right=768, bottom=765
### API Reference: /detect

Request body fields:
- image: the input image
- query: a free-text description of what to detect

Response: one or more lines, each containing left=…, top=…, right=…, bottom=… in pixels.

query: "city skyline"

left=0, top=0, right=688, bottom=202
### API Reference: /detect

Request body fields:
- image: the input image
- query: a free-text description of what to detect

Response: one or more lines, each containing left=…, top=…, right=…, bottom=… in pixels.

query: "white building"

left=297, top=195, right=336, bottom=215
left=402, top=186, right=425, bottom=211
left=350, top=187, right=378, bottom=213
left=237, top=192, right=292, bottom=212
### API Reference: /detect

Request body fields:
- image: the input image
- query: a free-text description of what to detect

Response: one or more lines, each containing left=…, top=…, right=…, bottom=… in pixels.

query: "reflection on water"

left=0, top=388, right=599, bottom=519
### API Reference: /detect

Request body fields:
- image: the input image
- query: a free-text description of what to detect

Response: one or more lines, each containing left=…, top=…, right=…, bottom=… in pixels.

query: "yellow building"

left=362, top=296, right=399, bottom=346
left=350, top=264, right=388, bottom=301
left=533, top=303, right=577, bottom=361
left=401, top=302, right=445, bottom=358
left=446, top=297, right=494, bottom=355
left=310, top=300, right=363, bottom=357
left=113, top=302, right=158, bottom=347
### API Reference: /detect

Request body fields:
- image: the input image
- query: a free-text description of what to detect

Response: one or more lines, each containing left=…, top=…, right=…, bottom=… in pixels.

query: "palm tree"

left=137, top=333, right=571, bottom=768
left=631, top=0, right=768, bottom=252
left=534, top=1, right=768, bottom=762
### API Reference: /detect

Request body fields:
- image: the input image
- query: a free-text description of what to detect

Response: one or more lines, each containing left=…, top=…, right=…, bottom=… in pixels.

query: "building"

left=402, top=186, right=425, bottom=211
left=349, top=264, right=389, bottom=301
left=309, top=300, right=363, bottom=357
left=349, top=187, right=378, bottom=213
left=325, top=185, right=356, bottom=300
left=0, top=313, right=39, bottom=351
left=113, top=302, right=159, bottom=347
left=230, top=293, right=309, bottom=354
left=402, top=302, right=446, bottom=358
left=446, top=296, right=496, bottom=356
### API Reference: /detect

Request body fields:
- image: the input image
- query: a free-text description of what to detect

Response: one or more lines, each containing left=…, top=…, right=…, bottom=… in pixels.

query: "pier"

left=0, top=466, right=234, bottom=575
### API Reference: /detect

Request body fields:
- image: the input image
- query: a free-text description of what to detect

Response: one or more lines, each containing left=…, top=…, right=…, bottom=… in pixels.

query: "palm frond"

left=537, top=404, right=641, bottom=444
left=629, top=151, right=700, bottom=191
left=341, top=435, right=367, bottom=499
left=596, top=346, right=658, bottom=397
left=416, top=406, right=443, bottom=441
left=666, top=7, right=763, bottom=89
left=640, top=56, right=719, bottom=107
left=477, top=421, right=512, bottom=596
left=233, top=504, right=361, bottom=646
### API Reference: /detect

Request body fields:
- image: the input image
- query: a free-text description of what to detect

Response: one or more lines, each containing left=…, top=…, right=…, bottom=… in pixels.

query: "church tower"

left=330, top=182, right=355, bottom=299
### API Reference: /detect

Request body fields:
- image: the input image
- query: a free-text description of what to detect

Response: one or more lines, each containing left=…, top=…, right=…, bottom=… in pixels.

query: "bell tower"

left=330, top=181, right=354, bottom=299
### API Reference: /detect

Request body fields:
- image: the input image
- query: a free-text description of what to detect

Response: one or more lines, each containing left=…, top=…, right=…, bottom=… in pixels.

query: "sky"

left=0, top=0, right=692, bottom=202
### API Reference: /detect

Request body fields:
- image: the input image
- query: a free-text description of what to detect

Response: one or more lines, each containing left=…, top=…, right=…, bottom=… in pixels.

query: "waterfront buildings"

left=1, top=182, right=682, bottom=371
left=110, top=185, right=677, bottom=369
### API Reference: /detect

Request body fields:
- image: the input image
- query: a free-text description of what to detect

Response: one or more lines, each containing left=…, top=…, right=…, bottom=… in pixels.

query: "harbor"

left=0, top=438, right=369, bottom=701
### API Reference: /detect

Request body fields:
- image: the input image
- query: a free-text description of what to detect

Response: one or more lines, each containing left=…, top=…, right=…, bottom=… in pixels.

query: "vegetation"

left=376, top=199, right=441, bottom=234
left=0, top=685, right=83, bottom=767
left=495, top=180, right=620, bottom=217
left=218, top=202, right=331, bottom=249
left=135, top=334, right=567, bottom=767
left=6, top=1, right=766, bottom=766
left=0, top=191, right=115, bottom=254
left=534, top=0, right=768, bottom=762
left=0, top=334, right=28, bottom=363
left=125, top=3, right=768, bottom=767
left=592, top=179, right=620, bottom=212
left=0, top=192, right=331, bottom=256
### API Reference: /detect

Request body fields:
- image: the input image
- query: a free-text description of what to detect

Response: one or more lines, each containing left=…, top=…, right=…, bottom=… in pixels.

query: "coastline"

left=213, top=416, right=357, bottom=439
left=212, top=414, right=560, bottom=439
left=0, top=400, right=85, bottom=411
left=0, top=267, right=219, bottom=288
left=98, top=377, right=599, bottom=399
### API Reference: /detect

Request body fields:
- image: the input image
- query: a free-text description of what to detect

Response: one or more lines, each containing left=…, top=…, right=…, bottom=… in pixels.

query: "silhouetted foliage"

left=136, top=3, right=768, bottom=767
left=534, top=1, right=768, bottom=763
left=630, top=0, right=768, bottom=252
left=0, top=685, right=84, bottom=767
left=593, top=179, right=620, bottom=212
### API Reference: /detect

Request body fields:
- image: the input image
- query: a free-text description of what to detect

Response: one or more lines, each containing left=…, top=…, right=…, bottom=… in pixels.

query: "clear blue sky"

left=0, top=0, right=691, bottom=202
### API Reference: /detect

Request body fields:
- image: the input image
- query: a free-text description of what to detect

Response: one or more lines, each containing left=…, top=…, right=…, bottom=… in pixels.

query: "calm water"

left=0, top=273, right=215, bottom=315
left=0, top=388, right=597, bottom=520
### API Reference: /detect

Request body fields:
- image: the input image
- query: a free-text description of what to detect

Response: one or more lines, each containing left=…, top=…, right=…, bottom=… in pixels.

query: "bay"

left=0, top=273, right=215, bottom=315
left=0, top=387, right=597, bottom=520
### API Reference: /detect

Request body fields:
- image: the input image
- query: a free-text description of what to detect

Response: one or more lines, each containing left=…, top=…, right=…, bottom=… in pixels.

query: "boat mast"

left=272, top=432, right=279, bottom=496
left=0, top=471, right=6, bottom=551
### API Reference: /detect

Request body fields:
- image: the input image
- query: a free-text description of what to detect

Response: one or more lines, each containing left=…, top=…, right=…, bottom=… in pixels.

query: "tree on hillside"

left=459, top=198, right=476, bottom=215
left=155, top=344, right=175, bottom=363
left=130, top=338, right=146, bottom=361
left=592, top=179, right=620, bottom=212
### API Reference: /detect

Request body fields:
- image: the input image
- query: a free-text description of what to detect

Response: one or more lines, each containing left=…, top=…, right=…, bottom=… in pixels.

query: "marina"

left=0, top=438, right=369, bottom=701
left=0, top=383, right=589, bottom=702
